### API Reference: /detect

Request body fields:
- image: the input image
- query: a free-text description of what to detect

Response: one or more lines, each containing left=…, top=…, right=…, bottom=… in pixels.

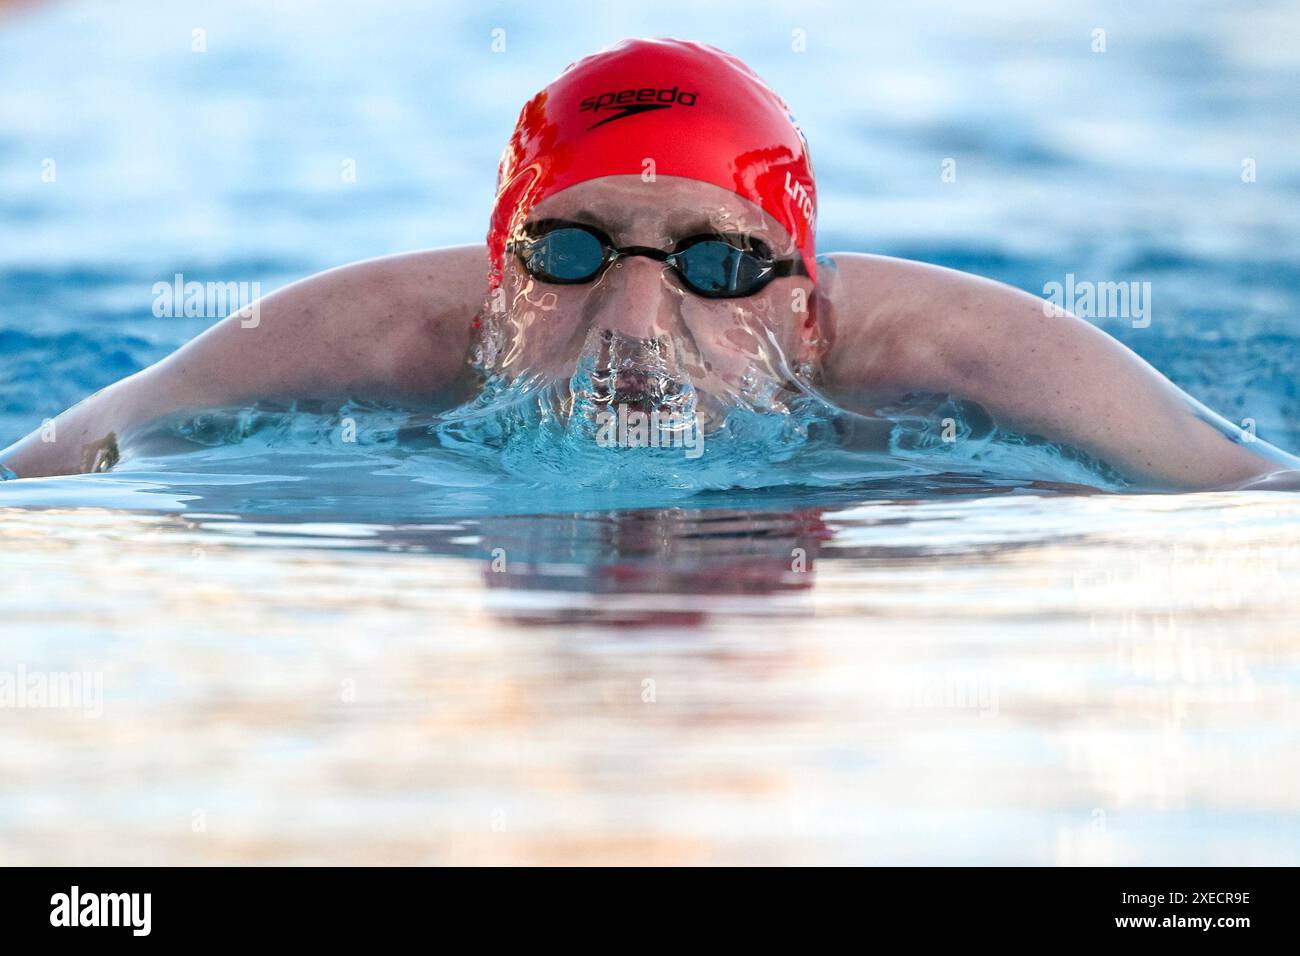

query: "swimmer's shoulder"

left=818, top=251, right=994, bottom=306
left=139, top=244, right=489, bottom=409
left=817, top=252, right=963, bottom=393
left=817, top=252, right=1052, bottom=396
left=282, top=244, right=489, bottom=396
left=366, top=241, right=487, bottom=344
left=315, top=243, right=488, bottom=330
left=374, top=243, right=490, bottom=307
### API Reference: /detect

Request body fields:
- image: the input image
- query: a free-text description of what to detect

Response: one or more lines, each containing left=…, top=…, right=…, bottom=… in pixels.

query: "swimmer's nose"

left=597, top=254, right=679, bottom=340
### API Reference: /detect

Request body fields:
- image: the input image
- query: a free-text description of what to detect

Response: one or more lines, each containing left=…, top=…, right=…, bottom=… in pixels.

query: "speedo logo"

left=578, top=85, right=698, bottom=130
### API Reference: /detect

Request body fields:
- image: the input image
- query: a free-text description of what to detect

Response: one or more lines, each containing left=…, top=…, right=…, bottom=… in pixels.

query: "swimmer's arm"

left=0, top=246, right=484, bottom=479
left=820, top=253, right=1300, bottom=490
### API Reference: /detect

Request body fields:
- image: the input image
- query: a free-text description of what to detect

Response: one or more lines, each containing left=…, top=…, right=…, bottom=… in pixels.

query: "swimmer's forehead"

left=523, top=175, right=788, bottom=244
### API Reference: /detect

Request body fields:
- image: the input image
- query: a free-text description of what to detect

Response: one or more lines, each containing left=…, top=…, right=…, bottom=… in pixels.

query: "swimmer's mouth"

left=591, top=368, right=692, bottom=417
left=586, top=331, right=696, bottom=418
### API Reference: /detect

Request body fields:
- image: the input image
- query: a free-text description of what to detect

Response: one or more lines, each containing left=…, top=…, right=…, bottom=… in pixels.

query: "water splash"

left=79, top=380, right=1130, bottom=510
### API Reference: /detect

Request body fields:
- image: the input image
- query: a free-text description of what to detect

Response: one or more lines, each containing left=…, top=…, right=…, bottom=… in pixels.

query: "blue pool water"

left=1, top=0, right=1298, bottom=864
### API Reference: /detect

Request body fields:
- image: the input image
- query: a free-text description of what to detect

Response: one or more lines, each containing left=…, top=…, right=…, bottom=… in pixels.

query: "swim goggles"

left=507, top=219, right=808, bottom=299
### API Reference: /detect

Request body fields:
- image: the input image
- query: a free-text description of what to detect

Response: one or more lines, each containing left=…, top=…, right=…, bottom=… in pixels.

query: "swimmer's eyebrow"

left=562, top=207, right=767, bottom=246
left=520, top=208, right=623, bottom=237
left=567, top=208, right=617, bottom=231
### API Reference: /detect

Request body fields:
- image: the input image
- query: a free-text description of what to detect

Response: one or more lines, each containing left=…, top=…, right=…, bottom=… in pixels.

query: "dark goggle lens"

left=521, top=227, right=604, bottom=282
left=676, top=241, right=771, bottom=296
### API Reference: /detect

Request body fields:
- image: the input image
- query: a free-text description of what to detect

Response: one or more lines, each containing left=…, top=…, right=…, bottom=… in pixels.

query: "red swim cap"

left=487, top=37, right=817, bottom=290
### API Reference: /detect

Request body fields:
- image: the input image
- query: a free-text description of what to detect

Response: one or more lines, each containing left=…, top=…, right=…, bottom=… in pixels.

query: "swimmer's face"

left=483, top=175, right=821, bottom=423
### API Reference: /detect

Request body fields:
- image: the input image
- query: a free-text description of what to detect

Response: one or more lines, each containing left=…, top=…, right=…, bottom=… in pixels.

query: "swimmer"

left=3, top=37, right=1298, bottom=490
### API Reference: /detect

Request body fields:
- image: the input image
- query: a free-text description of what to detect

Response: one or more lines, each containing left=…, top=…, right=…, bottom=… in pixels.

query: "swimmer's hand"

left=818, top=253, right=1300, bottom=492
left=79, top=432, right=120, bottom=473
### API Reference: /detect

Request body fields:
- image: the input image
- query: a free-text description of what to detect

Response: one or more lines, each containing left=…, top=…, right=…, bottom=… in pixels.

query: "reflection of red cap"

left=487, top=37, right=818, bottom=290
